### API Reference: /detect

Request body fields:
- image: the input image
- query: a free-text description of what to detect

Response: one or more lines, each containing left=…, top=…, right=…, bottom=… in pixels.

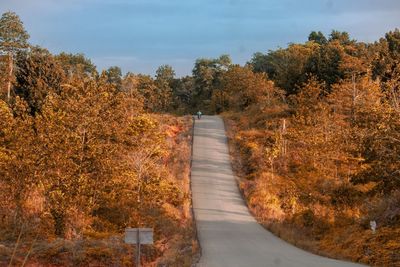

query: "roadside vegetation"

left=0, top=12, right=197, bottom=266
left=1, top=10, right=399, bottom=266
left=221, top=32, right=400, bottom=266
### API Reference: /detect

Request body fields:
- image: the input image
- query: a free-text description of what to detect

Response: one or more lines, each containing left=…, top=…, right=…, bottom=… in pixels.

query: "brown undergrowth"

left=223, top=110, right=400, bottom=267
left=0, top=115, right=198, bottom=267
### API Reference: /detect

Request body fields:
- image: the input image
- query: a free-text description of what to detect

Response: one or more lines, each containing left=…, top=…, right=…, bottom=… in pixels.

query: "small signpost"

left=124, top=228, right=153, bottom=267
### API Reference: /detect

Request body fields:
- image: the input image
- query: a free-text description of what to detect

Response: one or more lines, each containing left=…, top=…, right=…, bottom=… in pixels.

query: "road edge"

left=189, top=115, right=202, bottom=266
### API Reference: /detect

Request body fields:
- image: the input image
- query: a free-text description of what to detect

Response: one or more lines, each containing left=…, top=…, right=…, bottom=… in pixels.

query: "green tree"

left=155, top=64, right=175, bottom=112
left=192, top=54, right=231, bottom=111
left=329, top=30, right=353, bottom=45
left=372, top=28, right=400, bottom=82
left=105, top=66, right=122, bottom=90
left=121, top=72, right=143, bottom=101
left=265, top=43, right=319, bottom=94
left=170, top=75, right=194, bottom=113
left=248, top=52, right=270, bottom=73
left=0, top=11, right=29, bottom=54
left=56, top=52, right=97, bottom=78
left=0, top=11, right=30, bottom=101
left=136, top=74, right=158, bottom=112
left=14, top=47, right=65, bottom=114
left=305, top=40, right=345, bottom=91
left=156, top=64, right=175, bottom=82
left=308, top=31, right=327, bottom=45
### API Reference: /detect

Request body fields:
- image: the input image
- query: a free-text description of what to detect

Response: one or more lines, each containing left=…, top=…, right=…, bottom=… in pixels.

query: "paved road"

left=191, top=116, right=364, bottom=267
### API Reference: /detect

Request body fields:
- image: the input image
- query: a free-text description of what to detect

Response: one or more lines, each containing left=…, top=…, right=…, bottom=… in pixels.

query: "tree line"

left=0, top=11, right=195, bottom=266
left=222, top=30, right=400, bottom=265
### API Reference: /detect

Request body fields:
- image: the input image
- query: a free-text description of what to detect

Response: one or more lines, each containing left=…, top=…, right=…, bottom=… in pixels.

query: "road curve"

left=191, top=116, right=364, bottom=267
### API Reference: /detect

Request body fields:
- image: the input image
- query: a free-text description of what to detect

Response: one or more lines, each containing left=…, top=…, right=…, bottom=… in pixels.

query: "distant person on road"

left=197, top=110, right=202, bottom=119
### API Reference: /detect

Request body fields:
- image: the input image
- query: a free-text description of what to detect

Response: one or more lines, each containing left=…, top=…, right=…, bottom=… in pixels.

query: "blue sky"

left=1, top=0, right=399, bottom=76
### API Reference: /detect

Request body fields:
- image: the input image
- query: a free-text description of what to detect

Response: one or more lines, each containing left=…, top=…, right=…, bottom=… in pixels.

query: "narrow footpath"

left=191, top=115, right=364, bottom=267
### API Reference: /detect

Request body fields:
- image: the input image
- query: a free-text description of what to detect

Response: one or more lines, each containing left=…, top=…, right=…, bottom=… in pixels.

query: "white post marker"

left=370, top=220, right=377, bottom=234
left=124, top=228, right=153, bottom=267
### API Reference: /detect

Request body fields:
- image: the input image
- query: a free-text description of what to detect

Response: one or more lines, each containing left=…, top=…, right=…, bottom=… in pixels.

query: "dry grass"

left=223, top=113, right=400, bottom=267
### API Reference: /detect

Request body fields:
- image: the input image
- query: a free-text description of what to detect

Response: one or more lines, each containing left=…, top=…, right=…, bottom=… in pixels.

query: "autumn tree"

left=97, top=114, right=183, bottom=229
left=340, top=43, right=369, bottom=78
left=195, top=29, right=400, bottom=266
left=33, top=73, right=143, bottom=237
left=351, top=105, right=400, bottom=195
left=0, top=98, right=37, bottom=226
left=219, top=65, right=277, bottom=111
left=348, top=68, right=400, bottom=195
left=0, top=55, right=8, bottom=99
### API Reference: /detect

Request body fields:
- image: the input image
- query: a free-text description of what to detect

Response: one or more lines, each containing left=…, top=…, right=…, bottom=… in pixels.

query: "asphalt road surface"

left=191, top=116, right=364, bottom=267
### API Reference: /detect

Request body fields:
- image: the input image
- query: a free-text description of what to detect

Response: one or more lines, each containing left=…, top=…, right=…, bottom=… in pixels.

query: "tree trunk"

left=7, top=52, right=13, bottom=102
left=351, top=73, right=357, bottom=122
left=51, top=209, right=66, bottom=238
